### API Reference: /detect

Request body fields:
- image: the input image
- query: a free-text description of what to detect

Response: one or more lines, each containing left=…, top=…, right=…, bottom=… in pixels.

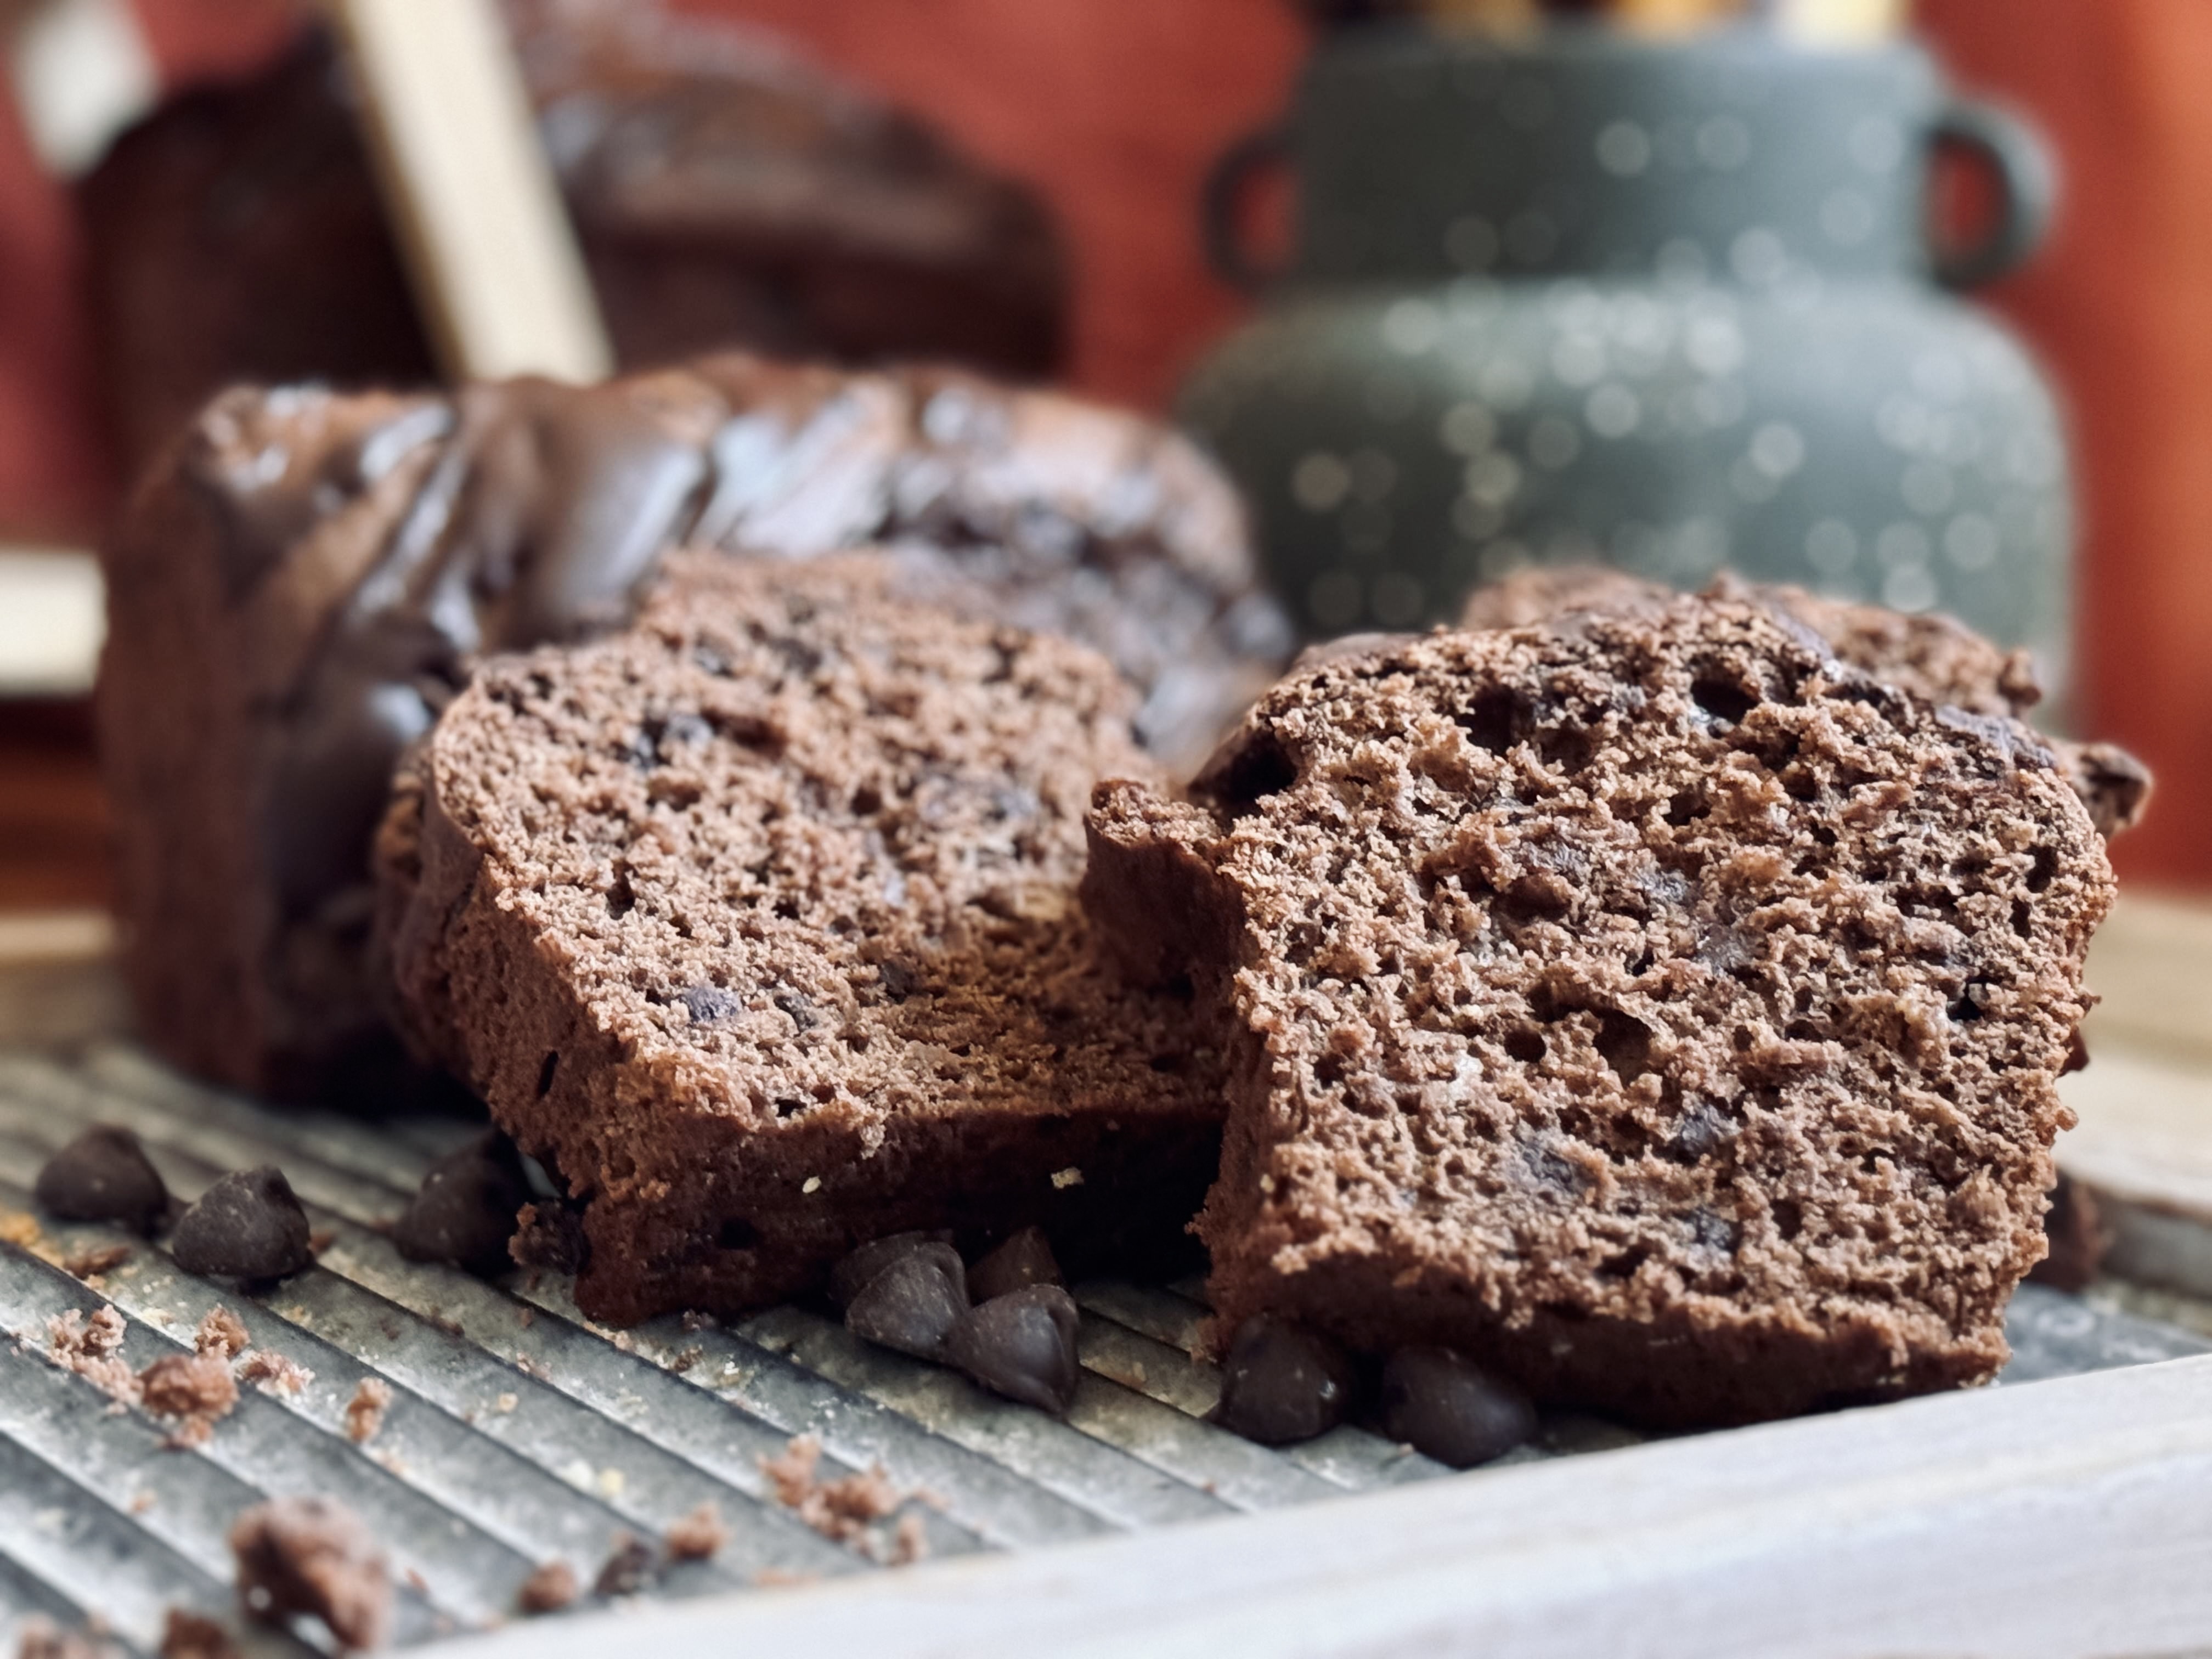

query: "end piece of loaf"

left=1086, top=594, right=2114, bottom=1427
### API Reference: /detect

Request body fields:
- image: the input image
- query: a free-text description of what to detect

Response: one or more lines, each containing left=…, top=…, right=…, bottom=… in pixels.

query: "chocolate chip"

left=516, top=1560, right=578, bottom=1615
left=943, top=1285, right=1080, bottom=1415
left=1211, top=1314, right=1357, bottom=1445
left=35, top=1125, right=169, bottom=1234
left=827, top=1230, right=956, bottom=1308
left=1377, top=1346, right=1536, bottom=1468
left=966, top=1225, right=1062, bottom=1303
left=392, top=1131, right=528, bottom=1277
left=511, top=1200, right=589, bottom=1274
left=2029, top=1171, right=2112, bottom=1294
left=229, top=1496, right=391, bottom=1652
left=171, top=1167, right=312, bottom=1282
left=844, top=1245, right=967, bottom=1359
left=592, top=1532, right=657, bottom=1598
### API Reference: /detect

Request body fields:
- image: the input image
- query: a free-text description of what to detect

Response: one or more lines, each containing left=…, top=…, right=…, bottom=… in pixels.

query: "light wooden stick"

left=323, top=0, right=612, bottom=386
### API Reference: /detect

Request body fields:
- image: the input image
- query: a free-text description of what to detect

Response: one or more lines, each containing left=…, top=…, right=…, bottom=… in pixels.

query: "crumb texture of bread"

left=383, top=552, right=1221, bottom=1323
left=1463, top=566, right=2149, bottom=839
left=1086, top=596, right=2114, bottom=1427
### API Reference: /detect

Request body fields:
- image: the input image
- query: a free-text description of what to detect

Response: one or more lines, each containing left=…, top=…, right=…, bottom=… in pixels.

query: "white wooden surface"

left=324, top=0, right=612, bottom=386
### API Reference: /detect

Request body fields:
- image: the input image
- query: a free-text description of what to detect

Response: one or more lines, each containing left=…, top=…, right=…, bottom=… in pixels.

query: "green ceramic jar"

left=1182, top=25, right=2070, bottom=691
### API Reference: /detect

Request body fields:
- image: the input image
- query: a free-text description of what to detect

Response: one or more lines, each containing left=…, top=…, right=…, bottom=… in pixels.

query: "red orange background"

left=2, top=0, right=2207, bottom=883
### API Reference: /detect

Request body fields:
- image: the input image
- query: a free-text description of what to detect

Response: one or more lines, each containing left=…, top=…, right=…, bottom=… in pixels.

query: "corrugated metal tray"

left=2, top=1015, right=2204, bottom=1656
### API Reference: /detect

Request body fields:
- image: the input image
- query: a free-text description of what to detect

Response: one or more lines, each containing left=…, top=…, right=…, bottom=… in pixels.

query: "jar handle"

left=1929, top=98, right=2056, bottom=291
left=1202, top=124, right=1292, bottom=291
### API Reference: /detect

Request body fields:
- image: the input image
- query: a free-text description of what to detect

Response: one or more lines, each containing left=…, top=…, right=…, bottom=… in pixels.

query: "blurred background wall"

left=1, top=0, right=2208, bottom=883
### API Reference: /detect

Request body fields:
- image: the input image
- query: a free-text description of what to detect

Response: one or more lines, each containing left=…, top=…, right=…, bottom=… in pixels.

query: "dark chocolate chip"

left=2029, top=1171, right=2112, bottom=1294
left=34, top=1125, right=169, bottom=1234
left=844, top=1245, right=968, bottom=1359
left=828, top=1230, right=956, bottom=1308
left=592, top=1532, right=657, bottom=1598
left=511, top=1200, right=590, bottom=1274
left=681, top=984, right=742, bottom=1025
left=1377, top=1346, right=1537, bottom=1469
left=392, top=1131, right=529, bottom=1277
left=943, top=1285, right=1081, bottom=1415
left=966, top=1225, right=1062, bottom=1303
left=229, top=1495, right=391, bottom=1652
left=1211, top=1314, right=1357, bottom=1445
left=171, top=1166, right=313, bottom=1282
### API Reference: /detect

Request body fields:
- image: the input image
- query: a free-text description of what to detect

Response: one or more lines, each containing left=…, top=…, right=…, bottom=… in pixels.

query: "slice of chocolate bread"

left=98, top=357, right=1286, bottom=1101
left=380, top=553, right=1222, bottom=1324
left=1462, top=566, right=2151, bottom=839
left=1085, top=595, right=2115, bottom=1427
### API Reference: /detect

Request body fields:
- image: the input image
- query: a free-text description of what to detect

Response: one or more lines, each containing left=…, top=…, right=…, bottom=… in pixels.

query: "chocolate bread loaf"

left=380, top=553, right=1222, bottom=1323
left=96, top=356, right=1286, bottom=1101
left=80, top=0, right=1064, bottom=470
left=1085, top=595, right=2114, bottom=1427
left=1462, top=566, right=2151, bottom=838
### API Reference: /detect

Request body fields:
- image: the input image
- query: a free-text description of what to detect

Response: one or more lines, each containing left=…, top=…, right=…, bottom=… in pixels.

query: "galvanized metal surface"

left=1, top=1037, right=2204, bottom=1656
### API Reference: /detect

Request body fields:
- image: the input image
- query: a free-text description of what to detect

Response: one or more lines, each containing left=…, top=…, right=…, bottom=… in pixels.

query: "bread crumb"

left=194, top=1307, right=250, bottom=1359
left=753, top=1567, right=819, bottom=1588
left=345, top=1378, right=394, bottom=1444
left=801, top=1176, right=821, bottom=1194
left=238, top=1350, right=313, bottom=1397
left=494, top=1392, right=518, bottom=1413
left=1050, top=1167, right=1084, bottom=1189
left=157, top=1607, right=239, bottom=1658
left=516, top=1560, right=578, bottom=1615
left=1, top=1210, right=42, bottom=1248
left=138, top=1352, right=239, bottom=1446
left=46, top=1306, right=139, bottom=1407
left=65, top=1243, right=133, bottom=1280
left=663, top=1502, right=727, bottom=1562
left=592, top=1533, right=656, bottom=1598
left=758, top=1434, right=921, bottom=1561
left=889, top=1511, right=929, bottom=1566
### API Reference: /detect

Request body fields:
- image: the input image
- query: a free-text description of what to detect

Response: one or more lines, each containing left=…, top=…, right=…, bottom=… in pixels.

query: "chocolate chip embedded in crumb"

left=229, top=1496, right=391, bottom=1652
left=592, top=1532, right=658, bottom=1598
left=1376, top=1345, right=1537, bottom=1469
left=966, top=1225, right=1062, bottom=1302
left=663, top=1502, right=728, bottom=1562
left=35, top=1125, right=170, bottom=1234
left=516, top=1560, right=578, bottom=1615
left=511, top=1200, right=589, bottom=1275
left=844, top=1246, right=967, bottom=1359
left=827, top=1231, right=957, bottom=1308
left=171, top=1167, right=312, bottom=1282
left=1211, top=1315, right=1357, bottom=1446
left=943, top=1284, right=1080, bottom=1415
left=2029, top=1171, right=2113, bottom=1294
left=392, top=1132, right=529, bottom=1277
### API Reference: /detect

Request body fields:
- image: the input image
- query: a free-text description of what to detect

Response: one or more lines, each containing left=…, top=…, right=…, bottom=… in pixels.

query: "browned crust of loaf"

left=1462, top=566, right=2151, bottom=839
left=97, top=386, right=445, bottom=1098
left=384, top=552, right=1220, bottom=1323
left=1087, top=597, right=2114, bottom=1428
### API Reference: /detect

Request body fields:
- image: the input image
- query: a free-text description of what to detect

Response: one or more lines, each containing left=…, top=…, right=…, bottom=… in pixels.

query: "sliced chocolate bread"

left=1085, top=594, right=2114, bottom=1428
left=98, top=356, right=1286, bottom=1101
left=1462, top=566, right=2151, bottom=839
left=380, top=552, right=1222, bottom=1324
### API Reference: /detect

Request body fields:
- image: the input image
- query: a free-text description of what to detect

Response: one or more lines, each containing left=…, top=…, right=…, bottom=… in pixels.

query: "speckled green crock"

left=1181, top=25, right=2072, bottom=693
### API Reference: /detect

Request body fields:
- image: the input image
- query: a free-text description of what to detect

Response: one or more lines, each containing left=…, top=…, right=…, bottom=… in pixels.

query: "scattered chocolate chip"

left=171, top=1167, right=312, bottom=1282
left=943, top=1285, right=1080, bottom=1415
left=1211, top=1314, right=1358, bottom=1445
left=510, top=1200, right=589, bottom=1274
left=158, top=1607, right=239, bottom=1659
left=229, top=1496, right=391, bottom=1652
left=592, top=1532, right=657, bottom=1598
left=35, top=1125, right=169, bottom=1234
left=516, top=1560, right=578, bottom=1615
left=2029, top=1171, right=2113, bottom=1294
left=828, top=1230, right=956, bottom=1308
left=844, top=1245, right=967, bottom=1359
left=1377, top=1346, right=1536, bottom=1469
left=392, top=1132, right=528, bottom=1277
left=966, top=1225, right=1062, bottom=1302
